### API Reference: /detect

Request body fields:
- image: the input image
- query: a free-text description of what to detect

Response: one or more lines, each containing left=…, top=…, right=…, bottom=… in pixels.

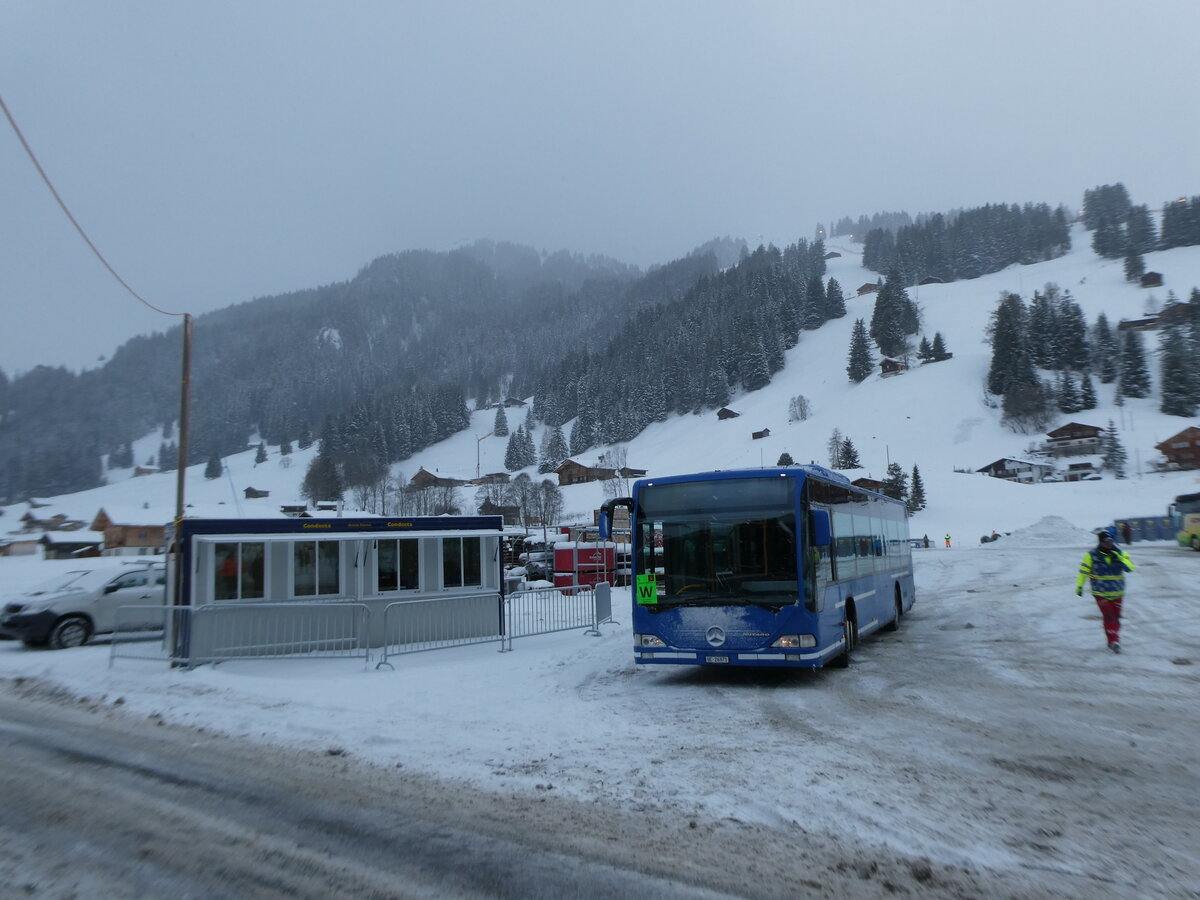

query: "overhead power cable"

left=0, top=91, right=185, bottom=318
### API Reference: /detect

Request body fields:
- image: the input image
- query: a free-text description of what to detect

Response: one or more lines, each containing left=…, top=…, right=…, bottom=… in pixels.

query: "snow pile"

left=989, top=515, right=1098, bottom=548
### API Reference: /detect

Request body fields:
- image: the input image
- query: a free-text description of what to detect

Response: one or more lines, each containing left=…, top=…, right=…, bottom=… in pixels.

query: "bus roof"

left=633, top=465, right=854, bottom=489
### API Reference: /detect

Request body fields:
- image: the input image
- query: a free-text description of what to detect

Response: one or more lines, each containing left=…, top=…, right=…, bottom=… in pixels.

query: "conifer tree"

left=538, top=424, right=569, bottom=474
left=1080, top=374, right=1097, bottom=410
left=846, top=318, right=874, bottom=383
left=301, top=448, right=343, bottom=502
left=204, top=452, right=224, bottom=480
left=1159, top=326, right=1197, bottom=416
left=1056, top=371, right=1081, bottom=413
left=840, top=437, right=862, bottom=468
left=1092, top=313, right=1119, bottom=383
left=503, top=426, right=525, bottom=471
left=908, top=464, right=926, bottom=513
left=827, top=428, right=844, bottom=468
left=882, top=462, right=908, bottom=504
left=569, top=409, right=595, bottom=455
left=158, top=441, right=177, bottom=472
left=1055, top=298, right=1090, bottom=371
left=986, top=293, right=1028, bottom=395
left=493, top=404, right=509, bottom=437
left=930, top=332, right=950, bottom=361
left=916, top=336, right=932, bottom=362
left=1126, top=203, right=1157, bottom=254
left=280, top=440, right=292, bottom=456
left=1118, top=329, right=1151, bottom=398
left=1123, top=250, right=1145, bottom=283
left=520, top=423, right=537, bottom=468
left=1102, top=420, right=1128, bottom=479
left=824, top=278, right=846, bottom=319
left=255, top=442, right=267, bottom=464
left=777, top=452, right=795, bottom=466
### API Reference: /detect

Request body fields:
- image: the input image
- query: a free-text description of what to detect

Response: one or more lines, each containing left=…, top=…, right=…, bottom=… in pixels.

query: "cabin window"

left=442, top=537, right=482, bottom=589
left=293, top=540, right=340, bottom=597
left=377, top=539, right=420, bottom=592
left=213, top=542, right=265, bottom=601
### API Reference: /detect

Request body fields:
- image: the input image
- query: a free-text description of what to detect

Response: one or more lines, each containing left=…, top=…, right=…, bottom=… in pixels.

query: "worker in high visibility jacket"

left=1075, top=531, right=1135, bottom=653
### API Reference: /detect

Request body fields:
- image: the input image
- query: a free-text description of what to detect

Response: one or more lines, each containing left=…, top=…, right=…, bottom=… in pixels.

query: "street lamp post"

left=476, top=431, right=494, bottom=479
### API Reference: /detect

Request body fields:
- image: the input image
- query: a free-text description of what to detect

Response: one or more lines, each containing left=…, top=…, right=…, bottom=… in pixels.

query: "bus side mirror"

left=598, top=497, right=632, bottom=540
left=811, top=510, right=831, bottom=547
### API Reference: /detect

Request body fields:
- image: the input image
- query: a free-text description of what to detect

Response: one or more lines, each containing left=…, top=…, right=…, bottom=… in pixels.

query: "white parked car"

left=0, top=562, right=167, bottom=649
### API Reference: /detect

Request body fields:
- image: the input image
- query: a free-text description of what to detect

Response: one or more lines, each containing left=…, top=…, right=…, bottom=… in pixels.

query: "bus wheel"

left=831, top=615, right=856, bottom=668
left=1192, top=535, right=1200, bottom=552
left=884, top=597, right=902, bottom=632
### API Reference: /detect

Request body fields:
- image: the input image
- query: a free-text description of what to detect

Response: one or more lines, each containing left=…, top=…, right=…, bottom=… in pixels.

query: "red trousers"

left=1094, top=597, right=1123, bottom=645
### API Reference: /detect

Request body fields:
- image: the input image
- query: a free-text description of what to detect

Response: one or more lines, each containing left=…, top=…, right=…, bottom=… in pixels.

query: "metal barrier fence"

left=375, top=593, right=505, bottom=669
left=503, top=583, right=612, bottom=645
left=110, top=602, right=372, bottom=669
left=111, top=583, right=614, bottom=669
left=108, top=604, right=188, bottom=666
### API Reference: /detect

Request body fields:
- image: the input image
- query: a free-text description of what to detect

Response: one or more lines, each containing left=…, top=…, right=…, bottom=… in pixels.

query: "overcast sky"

left=3, top=1, right=1197, bottom=376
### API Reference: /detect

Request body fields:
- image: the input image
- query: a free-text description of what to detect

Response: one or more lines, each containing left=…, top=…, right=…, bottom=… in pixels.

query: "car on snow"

left=1081, top=473, right=1103, bottom=481
left=0, top=561, right=167, bottom=649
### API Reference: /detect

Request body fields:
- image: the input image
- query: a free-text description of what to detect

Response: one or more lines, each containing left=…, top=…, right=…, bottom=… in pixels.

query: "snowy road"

left=1, top=539, right=1197, bottom=898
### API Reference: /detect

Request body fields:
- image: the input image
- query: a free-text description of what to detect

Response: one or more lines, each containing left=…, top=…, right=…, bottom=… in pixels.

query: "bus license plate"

left=706, top=655, right=729, bottom=664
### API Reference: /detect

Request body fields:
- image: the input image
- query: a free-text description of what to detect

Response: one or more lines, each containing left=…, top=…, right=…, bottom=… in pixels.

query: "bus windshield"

left=637, top=476, right=799, bottom=607
left=1174, top=493, right=1200, bottom=516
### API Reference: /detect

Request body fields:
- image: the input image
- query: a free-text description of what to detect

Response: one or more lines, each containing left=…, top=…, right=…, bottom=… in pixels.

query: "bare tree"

left=504, top=473, right=538, bottom=529
left=474, top=478, right=509, bottom=512
left=600, top=446, right=631, bottom=499
left=403, top=484, right=461, bottom=516
left=788, top=395, right=811, bottom=422
left=533, top=479, right=564, bottom=542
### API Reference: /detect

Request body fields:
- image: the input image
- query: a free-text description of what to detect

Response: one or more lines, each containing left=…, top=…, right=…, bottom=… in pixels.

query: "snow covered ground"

left=2, top=523, right=1198, bottom=895
left=2, top=221, right=1200, bottom=893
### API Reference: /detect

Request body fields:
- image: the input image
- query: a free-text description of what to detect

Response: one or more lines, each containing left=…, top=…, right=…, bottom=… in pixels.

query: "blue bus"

left=599, top=466, right=915, bottom=669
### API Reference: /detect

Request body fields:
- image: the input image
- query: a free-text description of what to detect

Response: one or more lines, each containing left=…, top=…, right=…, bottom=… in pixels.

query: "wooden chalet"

left=1156, top=302, right=1194, bottom=326
left=555, top=459, right=647, bottom=487
left=752, top=428, right=771, bottom=440
left=0, top=537, right=41, bottom=557
left=880, top=358, right=908, bottom=376
left=19, top=511, right=86, bottom=533
left=39, top=531, right=103, bottom=560
left=1155, top=426, right=1200, bottom=470
left=244, top=487, right=270, bottom=499
left=1063, top=461, right=1101, bottom=481
left=1140, top=271, right=1163, bottom=288
left=717, top=407, right=740, bottom=420
left=976, top=457, right=1055, bottom=484
left=133, top=466, right=159, bottom=477
left=851, top=477, right=886, bottom=493
left=470, top=472, right=511, bottom=486
left=856, top=282, right=880, bottom=296
left=1117, top=316, right=1158, bottom=332
left=409, top=467, right=469, bottom=489
left=90, top=507, right=169, bottom=556
left=1044, top=423, right=1104, bottom=458
left=1117, top=302, right=1192, bottom=332
left=491, top=397, right=527, bottom=408
left=918, top=275, right=945, bottom=286
left=478, top=499, right=521, bottom=526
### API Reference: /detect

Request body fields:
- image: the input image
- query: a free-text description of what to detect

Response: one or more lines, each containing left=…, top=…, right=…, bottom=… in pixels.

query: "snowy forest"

left=3, top=185, right=1200, bottom=506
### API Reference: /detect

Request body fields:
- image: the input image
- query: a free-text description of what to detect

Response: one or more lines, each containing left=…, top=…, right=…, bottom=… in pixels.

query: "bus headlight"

left=635, top=634, right=667, bottom=648
left=771, top=634, right=816, bottom=649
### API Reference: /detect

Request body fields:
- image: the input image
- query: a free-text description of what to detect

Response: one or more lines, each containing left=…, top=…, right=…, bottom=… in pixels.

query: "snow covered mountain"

left=5, top=222, right=1199, bottom=546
